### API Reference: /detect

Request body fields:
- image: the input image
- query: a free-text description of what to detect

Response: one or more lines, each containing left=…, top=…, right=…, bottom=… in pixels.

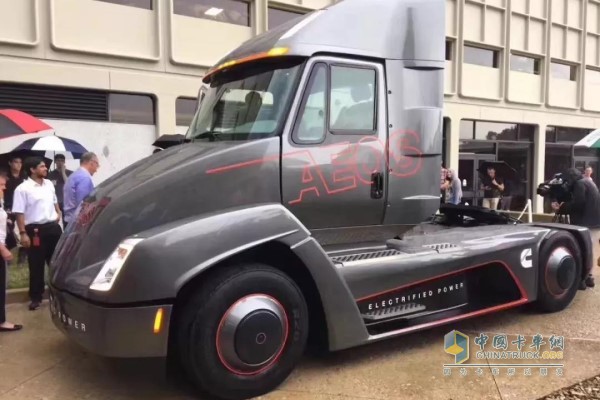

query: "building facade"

left=0, top=0, right=599, bottom=214
left=0, top=0, right=330, bottom=182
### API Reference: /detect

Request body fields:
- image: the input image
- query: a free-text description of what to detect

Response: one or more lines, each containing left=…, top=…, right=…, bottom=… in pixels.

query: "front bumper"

left=48, top=285, right=172, bottom=358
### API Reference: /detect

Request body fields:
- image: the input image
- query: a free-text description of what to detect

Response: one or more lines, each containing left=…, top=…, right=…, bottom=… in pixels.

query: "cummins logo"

left=520, top=248, right=533, bottom=268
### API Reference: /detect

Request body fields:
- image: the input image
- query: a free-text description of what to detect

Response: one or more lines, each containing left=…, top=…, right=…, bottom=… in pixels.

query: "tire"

left=176, top=263, right=309, bottom=400
left=535, top=231, right=582, bottom=313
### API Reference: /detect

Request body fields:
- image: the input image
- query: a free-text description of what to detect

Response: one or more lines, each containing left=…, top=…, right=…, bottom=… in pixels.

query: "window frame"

left=328, top=62, right=378, bottom=136
left=172, top=0, right=251, bottom=27
left=550, top=61, right=577, bottom=81
left=463, top=44, right=500, bottom=68
left=108, top=92, right=156, bottom=125
left=267, top=6, right=305, bottom=30
left=175, top=96, right=198, bottom=126
left=290, top=60, right=380, bottom=145
left=509, top=52, right=541, bottom=75
left=290, top=62, right=329, bottom=145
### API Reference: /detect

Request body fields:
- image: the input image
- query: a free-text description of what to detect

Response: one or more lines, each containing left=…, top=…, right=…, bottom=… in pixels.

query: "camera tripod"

left=551, top=211, right=570, bottom=224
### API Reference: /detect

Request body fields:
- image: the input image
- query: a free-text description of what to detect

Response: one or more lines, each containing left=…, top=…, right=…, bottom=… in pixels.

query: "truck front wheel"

left=176, top=263, right=309, bottom=400
left=535, top=231, right=582, bottom=313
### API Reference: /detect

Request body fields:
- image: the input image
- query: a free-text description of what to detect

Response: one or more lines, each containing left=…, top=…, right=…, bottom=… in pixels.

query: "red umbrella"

left=0, top=109, right=52, bottom=138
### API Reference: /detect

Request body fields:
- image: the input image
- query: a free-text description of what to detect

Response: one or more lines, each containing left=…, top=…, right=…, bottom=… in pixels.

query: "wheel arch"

left=535, top=223, right=594, bottom=281
left=168, top=239, right=330, bottom=357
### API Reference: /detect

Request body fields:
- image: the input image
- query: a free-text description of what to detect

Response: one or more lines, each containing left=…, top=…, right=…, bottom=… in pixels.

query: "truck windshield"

left=186, top=58, right=305, bottom=142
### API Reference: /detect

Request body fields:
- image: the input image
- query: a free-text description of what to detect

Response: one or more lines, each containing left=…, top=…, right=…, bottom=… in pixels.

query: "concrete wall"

left=0, top=120, right=156, bottom=185
left=0, top=0, right=335, bottom=136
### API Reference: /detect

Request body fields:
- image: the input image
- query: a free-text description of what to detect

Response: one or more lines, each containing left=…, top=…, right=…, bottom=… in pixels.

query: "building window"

left=0, top=83, right=155, bottom=124
left=510, top=54, right=541, bottom=75
left=550, top=62, right=576, bottom=81
left=464, top=45, right=500, bottom=68
left=445, top=40, right=453, bottom=61
left=109, top=93, right=155, bottom=125
left=95, top=0, right=153, bottom=9
left=173, top=0, right=250, bottom=27
left=460, top=119, right=534, bottom=141
left=176, top=97, right=198, bottom=126
left=268, top=7, right=303, bottom=30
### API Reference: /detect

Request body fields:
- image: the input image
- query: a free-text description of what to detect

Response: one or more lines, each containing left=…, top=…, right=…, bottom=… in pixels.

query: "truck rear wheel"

left=176, top=263, right=309, bottom=400
left=535, top=231, right=582, bottom=313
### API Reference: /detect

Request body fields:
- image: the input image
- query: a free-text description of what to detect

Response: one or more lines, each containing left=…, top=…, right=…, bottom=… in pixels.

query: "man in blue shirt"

left=63, top=152, right=99, bottom=228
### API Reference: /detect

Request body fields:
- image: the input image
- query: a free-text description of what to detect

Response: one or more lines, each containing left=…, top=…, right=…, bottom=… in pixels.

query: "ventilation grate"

left=331, top=249, right=402, bottom=263
left=0, top=83, right=109, bottom=121
left=423, top=243, right=458, bottom=251
left=362, top=303, right=426, bottom=322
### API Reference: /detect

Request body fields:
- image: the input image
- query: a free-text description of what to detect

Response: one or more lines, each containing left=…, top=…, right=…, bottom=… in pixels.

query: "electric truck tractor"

left=48, top=0, right=595, bottom=399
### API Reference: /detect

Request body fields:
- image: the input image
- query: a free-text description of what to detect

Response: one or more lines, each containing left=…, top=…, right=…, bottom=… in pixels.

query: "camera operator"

left=551, top=167, right=600, bottom=288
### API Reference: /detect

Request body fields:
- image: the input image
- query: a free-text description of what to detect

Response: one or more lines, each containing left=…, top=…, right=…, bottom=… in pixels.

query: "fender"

left=89, top=203, right=368, bottom=349
left=531, top=222, right=594, bottom=278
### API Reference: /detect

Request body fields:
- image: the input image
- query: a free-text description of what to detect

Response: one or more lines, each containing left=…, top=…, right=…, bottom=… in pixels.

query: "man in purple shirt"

left=63, top=152, right=99, bottom=228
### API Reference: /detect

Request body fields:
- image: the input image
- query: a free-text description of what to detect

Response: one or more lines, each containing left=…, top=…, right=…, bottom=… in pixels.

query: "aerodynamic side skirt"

left=352, top=260, right=530, bottom=341
left=366, top=298, right=529, bottom=343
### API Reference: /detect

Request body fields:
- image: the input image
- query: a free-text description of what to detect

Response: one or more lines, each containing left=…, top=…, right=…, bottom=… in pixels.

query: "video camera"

left=536, top=172, right=573, bottom=203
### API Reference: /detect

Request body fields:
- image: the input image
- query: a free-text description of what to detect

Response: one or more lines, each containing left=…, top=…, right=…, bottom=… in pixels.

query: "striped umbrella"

left=574, top=128, right=600, bottom=148
left=0, top=109, right=53, bottom=138
left=12, top=135, right=88, bottom=159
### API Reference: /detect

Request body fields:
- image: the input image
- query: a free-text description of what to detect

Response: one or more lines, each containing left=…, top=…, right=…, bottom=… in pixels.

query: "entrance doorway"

left=458, top=154, right=496, bottom=206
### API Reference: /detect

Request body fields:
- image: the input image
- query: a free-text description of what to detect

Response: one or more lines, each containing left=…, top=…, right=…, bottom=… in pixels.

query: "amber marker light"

left=153, top=308, right=164, bottom=334
left=204, top=47, right=290, bottom=80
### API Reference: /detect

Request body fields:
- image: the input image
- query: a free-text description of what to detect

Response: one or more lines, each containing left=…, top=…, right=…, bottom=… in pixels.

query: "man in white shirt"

left=12, top=156, right=63, bottom=311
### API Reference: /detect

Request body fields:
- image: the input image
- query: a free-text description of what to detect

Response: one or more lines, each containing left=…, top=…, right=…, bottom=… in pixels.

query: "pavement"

left=1, top=285, right=599, bottom=400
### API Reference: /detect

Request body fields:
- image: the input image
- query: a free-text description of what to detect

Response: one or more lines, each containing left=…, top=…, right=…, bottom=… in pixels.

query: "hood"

left=50, top=138, right=282, bottom=293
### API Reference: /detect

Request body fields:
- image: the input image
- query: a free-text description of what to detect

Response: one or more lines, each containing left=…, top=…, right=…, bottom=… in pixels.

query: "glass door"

left=458, top=154, right=496, bottom=206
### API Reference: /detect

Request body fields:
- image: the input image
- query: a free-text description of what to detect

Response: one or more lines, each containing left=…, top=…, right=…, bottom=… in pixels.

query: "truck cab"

left=48, top=1, right=594, bottom=400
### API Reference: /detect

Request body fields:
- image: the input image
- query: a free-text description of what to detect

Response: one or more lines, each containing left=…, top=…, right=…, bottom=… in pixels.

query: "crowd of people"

left=0, top=152, right=99, bottom=333
left=441, top=161, right=600, bottom=287
left=440, top=164, right=507, bottom=209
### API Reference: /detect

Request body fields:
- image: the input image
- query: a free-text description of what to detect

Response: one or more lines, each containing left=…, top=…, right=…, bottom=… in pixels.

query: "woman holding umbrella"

left=0, top=173, right=22, bottom=332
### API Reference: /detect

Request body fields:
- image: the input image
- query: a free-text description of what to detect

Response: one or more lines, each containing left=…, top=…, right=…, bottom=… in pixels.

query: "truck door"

left=281, top=56, right=388, bottom=229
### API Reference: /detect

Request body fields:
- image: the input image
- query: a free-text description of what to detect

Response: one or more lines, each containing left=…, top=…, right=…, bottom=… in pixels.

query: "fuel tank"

left=50, top=138, right=281, bottom=293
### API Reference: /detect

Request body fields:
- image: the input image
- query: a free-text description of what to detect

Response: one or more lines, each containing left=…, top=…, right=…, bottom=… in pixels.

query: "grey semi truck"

left=48, top=0, right=595, bottom=399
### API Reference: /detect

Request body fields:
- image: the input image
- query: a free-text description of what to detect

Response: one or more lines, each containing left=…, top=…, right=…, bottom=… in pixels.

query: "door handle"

left=371, top=172, right=383, bottom=199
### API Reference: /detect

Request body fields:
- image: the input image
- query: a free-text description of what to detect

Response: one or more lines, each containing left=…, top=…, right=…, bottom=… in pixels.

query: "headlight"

left=90, top=238, right=143, bottom=292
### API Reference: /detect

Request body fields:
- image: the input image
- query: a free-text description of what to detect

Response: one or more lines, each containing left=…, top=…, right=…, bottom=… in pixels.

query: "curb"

left=6, top=287, right=49, bottom=304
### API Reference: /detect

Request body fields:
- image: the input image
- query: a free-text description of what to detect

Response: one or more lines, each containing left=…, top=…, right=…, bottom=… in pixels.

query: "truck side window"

left=292, top=63, right=327, bottom=143
left=330, top=65, right=376, bottom=132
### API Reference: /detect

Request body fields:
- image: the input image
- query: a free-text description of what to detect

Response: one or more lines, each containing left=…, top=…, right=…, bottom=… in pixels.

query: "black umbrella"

left=477, top=160, right=519, bottom=182
left=0, top=149, right=52, bottom=173
left=152, top=134, right=185, bottom=149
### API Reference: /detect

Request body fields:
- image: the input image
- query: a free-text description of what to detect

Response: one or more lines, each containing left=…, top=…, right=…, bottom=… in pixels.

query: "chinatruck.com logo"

left=443, top=330, right=565, bottom=377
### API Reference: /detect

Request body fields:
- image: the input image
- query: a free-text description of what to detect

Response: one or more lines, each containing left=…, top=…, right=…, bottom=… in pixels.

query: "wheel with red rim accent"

left=535, top=231, right=582, bottom=313
left=176, top=263, right=309, bottom=400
